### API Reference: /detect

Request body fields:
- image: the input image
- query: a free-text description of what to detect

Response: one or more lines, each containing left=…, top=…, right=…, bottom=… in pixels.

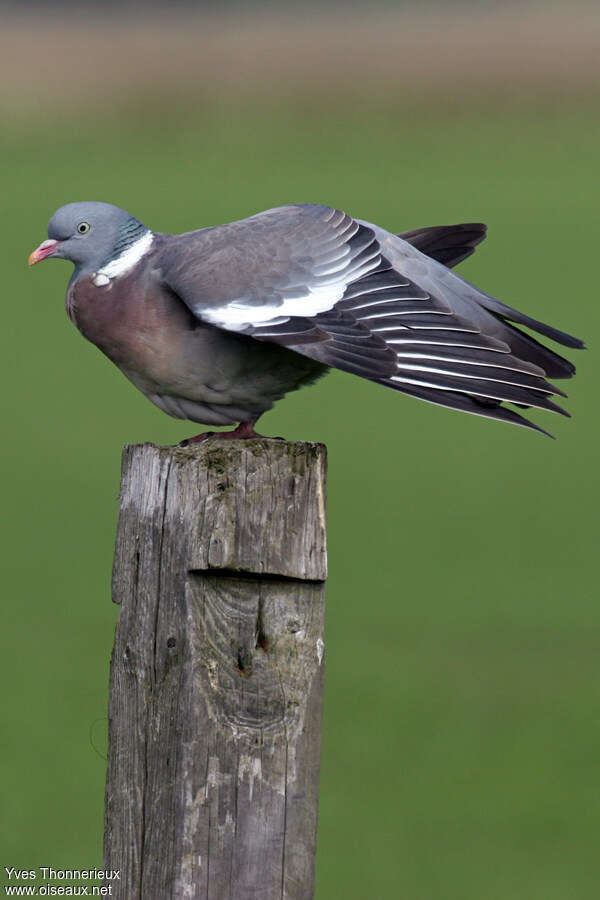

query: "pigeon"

left=28, top=202, right=583, bottom=439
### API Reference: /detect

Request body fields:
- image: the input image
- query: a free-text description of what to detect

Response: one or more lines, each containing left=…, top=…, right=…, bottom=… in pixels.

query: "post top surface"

left=127, top=437, right=326, bottom=462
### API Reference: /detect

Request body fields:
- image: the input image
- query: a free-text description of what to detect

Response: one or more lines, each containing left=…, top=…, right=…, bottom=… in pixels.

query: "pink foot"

left=179, top=419, right=282, bottom=446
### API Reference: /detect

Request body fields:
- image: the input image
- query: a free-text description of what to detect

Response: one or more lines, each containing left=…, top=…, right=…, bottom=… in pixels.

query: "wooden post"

left=103, top=440, right=327, bottom=900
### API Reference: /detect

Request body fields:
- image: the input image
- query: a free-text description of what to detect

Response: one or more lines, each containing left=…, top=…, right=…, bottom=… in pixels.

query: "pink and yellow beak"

left=28, top=239, right=61, bottom=267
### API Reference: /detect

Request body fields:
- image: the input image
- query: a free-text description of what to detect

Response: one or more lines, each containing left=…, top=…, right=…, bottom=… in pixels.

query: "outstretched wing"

left=160, top=204, right=582, bottom=434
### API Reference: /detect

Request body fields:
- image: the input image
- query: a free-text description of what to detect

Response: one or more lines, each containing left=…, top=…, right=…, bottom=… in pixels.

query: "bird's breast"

left=66, top=272, right=192, bottom=385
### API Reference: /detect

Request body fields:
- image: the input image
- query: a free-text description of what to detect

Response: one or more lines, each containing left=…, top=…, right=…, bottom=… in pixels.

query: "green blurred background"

left=1, top=3, right=598, bottom=897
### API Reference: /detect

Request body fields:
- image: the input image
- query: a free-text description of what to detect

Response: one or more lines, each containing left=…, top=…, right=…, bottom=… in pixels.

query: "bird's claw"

left=179, top=432, right=215, bottom=446
left=179, top=420, right=284, bottom=445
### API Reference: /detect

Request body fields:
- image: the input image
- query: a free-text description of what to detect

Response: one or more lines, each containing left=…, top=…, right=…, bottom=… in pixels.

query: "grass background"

left=1, top=6, right=599, bottom=898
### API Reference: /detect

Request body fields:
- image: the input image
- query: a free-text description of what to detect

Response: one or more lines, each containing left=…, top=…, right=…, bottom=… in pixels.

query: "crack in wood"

left=189, top=567, right=326, bottom=585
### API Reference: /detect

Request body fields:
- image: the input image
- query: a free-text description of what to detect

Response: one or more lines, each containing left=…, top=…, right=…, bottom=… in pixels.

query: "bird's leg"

left=179, top=417, right=280, bottom=446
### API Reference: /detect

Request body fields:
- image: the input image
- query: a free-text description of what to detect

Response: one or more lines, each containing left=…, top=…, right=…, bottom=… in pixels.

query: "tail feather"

left=488, top=315, right=578, bottom=380
left=480, top=295, right=585, bottom=350
left=398, top=223, right=487, bottom=268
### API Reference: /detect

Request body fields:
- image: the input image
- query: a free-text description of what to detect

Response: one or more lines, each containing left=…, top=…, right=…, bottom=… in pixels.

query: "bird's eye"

left=77, top=222, right=90, bottom=234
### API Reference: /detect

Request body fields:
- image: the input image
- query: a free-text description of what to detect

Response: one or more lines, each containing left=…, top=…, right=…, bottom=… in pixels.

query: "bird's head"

left=28, top=201, right=148, bottom=274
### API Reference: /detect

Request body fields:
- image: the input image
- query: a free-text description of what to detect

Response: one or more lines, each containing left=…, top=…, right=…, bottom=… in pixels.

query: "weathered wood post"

left=104, top=440, right=327, bottom=899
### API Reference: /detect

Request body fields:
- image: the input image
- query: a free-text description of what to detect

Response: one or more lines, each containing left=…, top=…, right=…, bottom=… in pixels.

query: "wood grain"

left=104, top=440, right=327, bottom=899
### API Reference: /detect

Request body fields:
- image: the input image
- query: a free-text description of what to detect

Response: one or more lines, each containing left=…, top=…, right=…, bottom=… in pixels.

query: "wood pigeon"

left=29, top=202, right=583, bottom=439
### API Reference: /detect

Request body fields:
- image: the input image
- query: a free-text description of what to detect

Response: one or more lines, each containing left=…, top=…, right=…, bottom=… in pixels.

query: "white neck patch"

left=93, top=231, right=154, bottom=286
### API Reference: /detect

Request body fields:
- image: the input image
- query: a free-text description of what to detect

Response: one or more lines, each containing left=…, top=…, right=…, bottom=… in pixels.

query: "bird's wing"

left=397, top=223, right=487, bottom=268
left=160, top=204, right=582, bottom=434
